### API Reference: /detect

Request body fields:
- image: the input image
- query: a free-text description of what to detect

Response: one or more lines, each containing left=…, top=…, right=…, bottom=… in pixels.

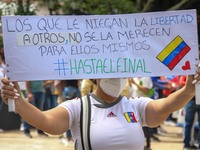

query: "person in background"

left=1, top=71, right=200, bottom=150
left=18, top=81, right=28, bottom=131
left=0, top=37, right=5, bottom=132
left=151, top=76, right=173, bottom=138
left=43, top=80, right=57, bottom=110
left=121, top=79, right=132, bottom=98
left=54, top=80, right=64, bottom=104
left=182, top=74, right=200, bottom=150
left=23, top=80, right=47, bottom=138
left=58, top=80, right=81, bottom=146
left=81, top=79, right=97, bottom=96
left=161, top=76, right=181, bottom=126
left=129, top=77, right=154, bottom=150
left=0, top=56, right=5, bottom=108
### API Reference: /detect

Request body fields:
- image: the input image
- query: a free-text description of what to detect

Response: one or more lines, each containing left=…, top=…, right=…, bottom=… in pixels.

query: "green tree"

left=62, top=0, right=200, bottom=15
left=135, top=0, right=199, bottom=12
left=36, top=0, right=61, bottom=15
left=15, top=0, right=37, bottom=15
left=62, top=0, right=137, bottom=15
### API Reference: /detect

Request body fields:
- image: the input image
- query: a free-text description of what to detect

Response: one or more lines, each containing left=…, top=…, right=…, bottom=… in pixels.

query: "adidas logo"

left=107, top=112, right=117, bottom=117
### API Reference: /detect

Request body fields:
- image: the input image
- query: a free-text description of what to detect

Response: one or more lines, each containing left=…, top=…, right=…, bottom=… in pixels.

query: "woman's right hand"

left=1, top=78, right=21, bottom=105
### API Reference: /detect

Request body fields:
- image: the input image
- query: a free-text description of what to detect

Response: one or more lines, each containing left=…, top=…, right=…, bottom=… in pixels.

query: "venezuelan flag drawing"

left=124, top=112, right=137, bottom=123
left=156, top=35, right=191, bottom=70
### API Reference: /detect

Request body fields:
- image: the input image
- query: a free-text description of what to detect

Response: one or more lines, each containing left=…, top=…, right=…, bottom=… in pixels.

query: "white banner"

left=2, top=9, right=199, bottom=81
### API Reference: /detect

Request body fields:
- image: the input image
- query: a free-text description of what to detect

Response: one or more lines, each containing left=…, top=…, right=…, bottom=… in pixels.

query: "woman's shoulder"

left=128, top=96, right=153, bottom=106
left=129, top=96, right=152, bottom=100
left=59, top=97, right=81, bottom=109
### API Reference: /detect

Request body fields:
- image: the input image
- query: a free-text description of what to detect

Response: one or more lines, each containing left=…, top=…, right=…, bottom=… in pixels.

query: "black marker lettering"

left=15, top=19, right=23, bottom=32
left=6, top=19, right=15, bottom=32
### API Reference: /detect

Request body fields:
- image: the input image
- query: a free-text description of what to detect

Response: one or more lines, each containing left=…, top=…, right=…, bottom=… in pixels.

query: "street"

left=0, top=124, right=184, bottom=150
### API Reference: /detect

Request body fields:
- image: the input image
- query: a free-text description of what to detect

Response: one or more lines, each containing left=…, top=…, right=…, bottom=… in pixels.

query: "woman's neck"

left=93, top=88, right=117, bottom=104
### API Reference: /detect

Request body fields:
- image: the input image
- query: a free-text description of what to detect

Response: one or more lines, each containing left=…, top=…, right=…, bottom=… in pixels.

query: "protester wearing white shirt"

left=1, top=74, right=200, bottom=149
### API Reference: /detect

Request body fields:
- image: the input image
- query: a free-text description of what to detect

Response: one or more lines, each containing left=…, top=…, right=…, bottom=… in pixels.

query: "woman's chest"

left=89, top=105, right=145, bottom=150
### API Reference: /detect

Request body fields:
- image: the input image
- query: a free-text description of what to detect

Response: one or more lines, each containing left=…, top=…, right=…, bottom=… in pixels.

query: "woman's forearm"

left=159, top=86, right=194, bottom=115
left=15, top=98, right=69, bottom=135
left=15, top=99, right=49, bottom=132
left=1, top=79, right=69, bottom=135
left=146, top=85, right=194, bottom=127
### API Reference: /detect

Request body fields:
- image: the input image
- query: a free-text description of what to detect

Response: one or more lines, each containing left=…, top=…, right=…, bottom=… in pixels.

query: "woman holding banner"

left=1, top=71, right=200, bottom=150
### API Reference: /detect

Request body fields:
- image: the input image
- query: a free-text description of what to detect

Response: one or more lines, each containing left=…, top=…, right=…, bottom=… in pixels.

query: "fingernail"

left=14, top=96, right=18, bottom=99
left=194, top=74, right=199, bottom=78
left=14, top=89, right=18, bottom=93
left=198, top=64, right=200, bottom=67
left=15, top=93, right=20, bottom=97
left=192, top=79, right=198, bottom=84
left=9, top=82, right=14, bottom=87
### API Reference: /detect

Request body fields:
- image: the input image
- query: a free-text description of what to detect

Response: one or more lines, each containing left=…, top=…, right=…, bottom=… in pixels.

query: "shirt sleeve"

left=130, top=97, right=153, bottom=126
left=58, top=98, right=81, bottom=128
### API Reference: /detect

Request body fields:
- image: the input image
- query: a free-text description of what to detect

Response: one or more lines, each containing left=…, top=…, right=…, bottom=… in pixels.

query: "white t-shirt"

left=59, top=94, right=152, bottom=150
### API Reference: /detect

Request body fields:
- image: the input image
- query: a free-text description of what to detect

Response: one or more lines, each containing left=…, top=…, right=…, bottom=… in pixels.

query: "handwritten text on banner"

left=2, top=9, right=199, bottom=81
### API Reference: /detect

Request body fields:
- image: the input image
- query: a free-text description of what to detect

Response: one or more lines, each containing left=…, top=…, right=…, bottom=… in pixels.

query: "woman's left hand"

left=185, top=64, right=200, bottom=94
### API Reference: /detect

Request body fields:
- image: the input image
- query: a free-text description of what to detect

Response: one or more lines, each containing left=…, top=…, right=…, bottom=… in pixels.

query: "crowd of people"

left=0, top=64, right=200, bottom=150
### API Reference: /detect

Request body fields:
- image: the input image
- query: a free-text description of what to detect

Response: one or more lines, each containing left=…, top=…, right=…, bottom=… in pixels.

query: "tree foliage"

left=137, top=0, right=199, bottom=12
left=61, top=0, right=200, bottom=15
left=15, top=0, right=37, bottom=15
left=0, top=0, right=37, bottom=16
left=62, top=0, right=137, bottom=15
left=60, top=0, right=200, bottom=42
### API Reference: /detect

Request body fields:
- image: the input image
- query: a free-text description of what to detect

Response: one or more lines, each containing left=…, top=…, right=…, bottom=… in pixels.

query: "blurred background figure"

left=54, top=80, right=64, bottom=104
left=81, top=79, right=97, bottom=96
left=43, top=80, right=57, bottom=110
left=57, top=79, right=81, bottom=146
left=182, top=47, right=200, bottom=150
left=18, top=81, right=28, bottom=131
left=23, top=80, right=47, bottom=138
left=0, top=35, right=5, bottom=132
left=128, top=77, right=154, bottom=150
left=161, top=75, right=181, bottom=126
